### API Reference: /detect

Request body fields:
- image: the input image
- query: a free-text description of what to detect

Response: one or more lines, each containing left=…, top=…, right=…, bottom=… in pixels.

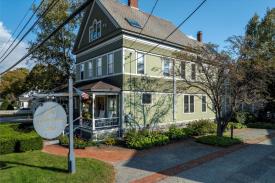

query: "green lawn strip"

left=0, top=151, right=114, bottom=183
left=196, top=135, right=243, bottom=147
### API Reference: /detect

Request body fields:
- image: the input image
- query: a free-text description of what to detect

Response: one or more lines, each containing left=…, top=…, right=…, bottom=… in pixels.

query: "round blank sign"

left=33, top=101, right=67, bottom=139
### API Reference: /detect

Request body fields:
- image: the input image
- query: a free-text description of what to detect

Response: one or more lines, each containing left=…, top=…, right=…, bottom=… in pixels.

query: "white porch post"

left=92, top=93, right=95, bottom=130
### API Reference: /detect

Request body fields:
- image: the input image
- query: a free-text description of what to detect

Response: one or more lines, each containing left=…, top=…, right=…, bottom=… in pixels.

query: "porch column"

left=79, top=96, right=83, bottom=126
left=92, top=94, right=95, bottom=130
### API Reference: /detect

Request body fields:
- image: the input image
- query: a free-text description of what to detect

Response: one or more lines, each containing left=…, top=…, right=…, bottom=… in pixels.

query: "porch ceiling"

left=78, top=81, right=121, bottom=92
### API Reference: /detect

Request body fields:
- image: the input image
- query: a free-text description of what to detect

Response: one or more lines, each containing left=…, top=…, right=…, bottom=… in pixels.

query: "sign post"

left=68, top=76, right=76, bottom=173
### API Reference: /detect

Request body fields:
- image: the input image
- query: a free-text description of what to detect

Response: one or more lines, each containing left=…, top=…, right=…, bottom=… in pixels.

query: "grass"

left=196, top=135, right=242, bottom=147
left=0, top=151, right=114, bottom=183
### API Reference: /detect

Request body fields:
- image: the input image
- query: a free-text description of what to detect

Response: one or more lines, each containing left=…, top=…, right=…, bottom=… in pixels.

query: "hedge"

left=247, top=122, right=275, bottom=129
left=0, top=124, right=43, bottom=154
left=187, top=119, right=216, bottom=136
left=196, top=135, right=242, bottom=147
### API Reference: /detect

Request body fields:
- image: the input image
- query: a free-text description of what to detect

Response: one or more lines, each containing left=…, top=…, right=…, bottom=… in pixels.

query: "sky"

left=0, top=0, right=274, bottom=72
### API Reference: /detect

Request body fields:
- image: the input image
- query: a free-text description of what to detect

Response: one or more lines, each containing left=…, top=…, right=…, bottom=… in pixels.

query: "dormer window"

left=89, top=19, right=102, bottom=42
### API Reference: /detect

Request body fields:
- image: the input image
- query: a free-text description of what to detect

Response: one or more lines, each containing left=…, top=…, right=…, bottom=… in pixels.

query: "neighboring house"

left=18, top=91, right=38, bottom=109
left=72, top=0, right=215, bottom=135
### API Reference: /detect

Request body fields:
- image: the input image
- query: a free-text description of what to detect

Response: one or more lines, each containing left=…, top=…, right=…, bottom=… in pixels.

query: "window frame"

left=184, top=95, right=195, bottom=113
left=96, top=58, right=102, bottom=76
left=88, top=61, right=93, bottom=77
left=136, top=52, right=145, bottom=74
left=142, top=93, right=152, bottom=105
left=80, top=64, right=84, bottom=80
left=107, top=53, right=114, bottom=74
left=163, top=58, right=172, bottom=77
left=89, top=19, right=102, bottom=42
left=202, top=95, right=207, bottom=112
left=191, top=63, right=196, bottom=80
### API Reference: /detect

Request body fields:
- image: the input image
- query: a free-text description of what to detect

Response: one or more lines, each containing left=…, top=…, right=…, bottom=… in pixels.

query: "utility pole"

left=68, top=76, right=76, bottom=173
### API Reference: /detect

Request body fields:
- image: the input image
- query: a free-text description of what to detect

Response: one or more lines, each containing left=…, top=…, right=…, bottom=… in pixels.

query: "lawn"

left=0, top=151, right=114, bottom=183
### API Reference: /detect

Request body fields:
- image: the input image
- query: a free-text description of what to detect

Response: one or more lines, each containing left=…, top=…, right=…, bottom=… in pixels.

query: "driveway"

left=43, top=128, right=275, bottom=183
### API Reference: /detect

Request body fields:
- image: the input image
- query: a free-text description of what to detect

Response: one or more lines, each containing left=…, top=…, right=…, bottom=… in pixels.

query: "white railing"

left=95, top=117, right=119, bottom=129
left=82, top=117, right=119, bottom=130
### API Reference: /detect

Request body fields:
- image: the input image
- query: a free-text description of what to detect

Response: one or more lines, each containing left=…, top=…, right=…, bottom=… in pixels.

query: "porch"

left=77, top=81, right=122, bottom=131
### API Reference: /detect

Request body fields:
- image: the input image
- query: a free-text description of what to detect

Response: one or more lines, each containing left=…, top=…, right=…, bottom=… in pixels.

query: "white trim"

left=136, top=52, right=145, bottom=75
left=201, top=95, right=207, bottom=113
left=183, top=94, right=195, bottom=114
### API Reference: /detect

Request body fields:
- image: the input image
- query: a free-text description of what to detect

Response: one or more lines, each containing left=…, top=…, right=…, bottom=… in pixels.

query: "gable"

left=73, top=0, right=119, bottom=54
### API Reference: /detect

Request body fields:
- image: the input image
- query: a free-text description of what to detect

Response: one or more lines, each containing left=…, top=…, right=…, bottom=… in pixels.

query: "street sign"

left=33, top=101, right=67, bottom=139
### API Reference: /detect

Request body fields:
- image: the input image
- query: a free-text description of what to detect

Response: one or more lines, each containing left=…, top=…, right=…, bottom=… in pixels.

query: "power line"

left=128, top=0, right=159, bottom=49
left=0, top=0, right=36, bottom=56
left=0, top=0, right=45, bottom=61
left=124, top=0, right=207, bottom=66
left=0, top=0, right=93, bottom=76
left=0, top=0, right=56, bottom=65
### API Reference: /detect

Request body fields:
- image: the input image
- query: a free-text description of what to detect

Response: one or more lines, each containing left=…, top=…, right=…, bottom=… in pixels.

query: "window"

left=142, top=93, right=152, bottom=104
left=191, top=63, right=196, bottom=80
left=137, top=53, right=144, bottom=74
left=181, top=62, right=186, bottom=79
left=108, top=53, right=114, bottom=74
left=80, top=64, right=84, bottom=80
left=88, top=62, right=93, bottom=77
left=89, top=19, right=102, bottom=42
left=184, top=95, right=195, bottom=113
left=202, top=96, right=206, bottom=112
left=163, top=58, right=172, bottom=76
left=125, top=18, right=142, bottom=29
left=96, top=58, right=102, bottom=76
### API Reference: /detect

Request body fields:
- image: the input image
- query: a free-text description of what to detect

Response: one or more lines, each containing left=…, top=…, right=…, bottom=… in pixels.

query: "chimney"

left=128, top=0, right=138, bottom=9
left=197, top=31, right=202, bottom=42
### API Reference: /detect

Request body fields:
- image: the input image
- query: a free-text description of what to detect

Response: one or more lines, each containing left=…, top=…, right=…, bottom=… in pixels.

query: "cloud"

left=0, top=21, right=31, bottom=74
left=187, top=34, right=196, bottom=40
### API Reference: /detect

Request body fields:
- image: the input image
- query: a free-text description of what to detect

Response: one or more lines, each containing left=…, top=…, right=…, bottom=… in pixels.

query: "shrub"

left=0, top=100, right=14, bottom=110
left=0, top=138, right=16, bottom=154
left=0, top=124, right=43, bottom=154
left=17, top=135, right=43, bottom=152
left=125, top=130, right=170, bottom=150
left=247, top=122, right=275, bottom=129
left=196, top=135, right=242, bottom=147
left=58, top=135, right=87, bottom=149
left=235, top=112, right=256, bottom=124
left=187, top=119, right=216, bottom=136
left=104, top=136, right=116, bottom=146
left=227, top=122, right=247, bottom=130
left=166, top=125, right=188, bottom=140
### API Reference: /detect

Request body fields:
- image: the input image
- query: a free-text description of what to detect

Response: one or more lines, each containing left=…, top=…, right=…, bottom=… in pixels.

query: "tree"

left=25, top=64, right=67, bottom=91
left=0, top=68, right=29, bottom=102
left=29, top=0, right=84, bottom=80
left=226, top=8, right=275, bottom=109
left=125, top=76, right=172, bottom=130
left=174, top=44, right=234, bottom=136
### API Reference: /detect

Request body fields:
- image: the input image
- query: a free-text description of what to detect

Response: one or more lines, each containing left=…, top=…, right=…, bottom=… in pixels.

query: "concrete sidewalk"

left=42, top=128, right=275, bottom=183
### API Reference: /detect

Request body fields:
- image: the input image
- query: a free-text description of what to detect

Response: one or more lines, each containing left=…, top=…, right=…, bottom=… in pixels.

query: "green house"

left=73, top=0, right=215, bottom=135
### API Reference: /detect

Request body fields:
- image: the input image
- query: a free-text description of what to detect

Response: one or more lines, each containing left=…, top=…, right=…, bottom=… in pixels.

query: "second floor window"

left=191, top=63, right=196, bottom=80
left=142, top=93, right=152, bottom=104
left=163, top=58, right=172, bottom=76
left=137, top=53, right=144, bottom=74
left=96, top=58, right=102, bottom=76
left=108, top=53, right=114, bottom=74
left=80, top=64, right=84, bottom=80
left=88, top=62, right=93, bottom=77
left=202, top=96, right=207, bottom=112
left=181, top=62, right=186, bottom=79
left=89, top=19, right=102, bottom=42
left=184, top=95, right=194, bottom=113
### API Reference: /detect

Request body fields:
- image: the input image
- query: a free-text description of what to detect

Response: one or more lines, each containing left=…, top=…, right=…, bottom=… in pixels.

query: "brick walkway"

left=43, top=145, right=137, bottom=164
left=42, top=129, right=275, bottom=183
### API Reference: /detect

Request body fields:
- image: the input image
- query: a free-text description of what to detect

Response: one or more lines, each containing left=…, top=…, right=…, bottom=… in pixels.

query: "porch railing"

left=82, top=117, right=119, bottom=130
left=95, top=117, right=119, bottom=129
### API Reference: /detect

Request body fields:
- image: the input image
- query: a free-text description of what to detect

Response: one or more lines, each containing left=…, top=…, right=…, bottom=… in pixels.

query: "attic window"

left=89, top=19, right=102, bottom=42
left=125, top=18, right=142, bottom=29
